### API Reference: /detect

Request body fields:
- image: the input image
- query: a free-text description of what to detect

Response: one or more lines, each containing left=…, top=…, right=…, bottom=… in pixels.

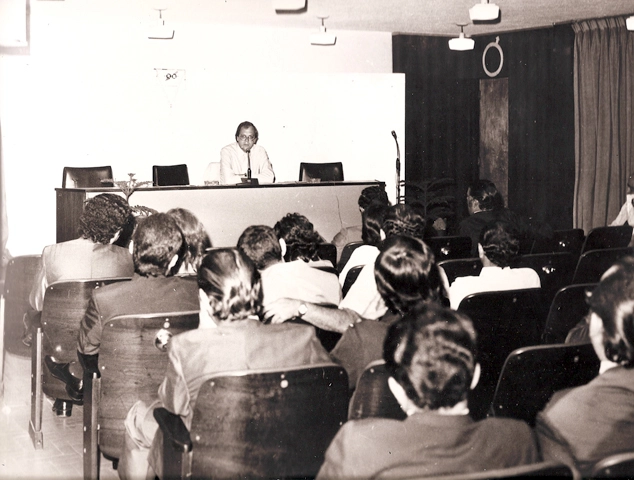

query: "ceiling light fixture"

left=469, top=0, right=500, bottom=21
left=310, top=16, right=336, bottom=46
left=148, top=8, right=174, bottom=40
left=273, top=0, right=306, bottom=12
left=627, top=15, right=634, bottom=31
left=448, top=24, right=475, bottom=51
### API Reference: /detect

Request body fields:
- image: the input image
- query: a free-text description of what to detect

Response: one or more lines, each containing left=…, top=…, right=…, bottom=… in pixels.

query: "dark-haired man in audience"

left=237, top=225, right=341, bottom=307
left=331, top=185, right=390, bottom=262
left=448, top=220, right=541, bottom=309
left=46, top=213, right=199, bottom=401
left=459, top=179, right=544, bottom=257
left=317, top=303, right=540, bottom=478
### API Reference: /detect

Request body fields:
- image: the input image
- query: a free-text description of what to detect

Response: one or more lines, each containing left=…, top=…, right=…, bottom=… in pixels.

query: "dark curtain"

left=572, top=17, right=634, bottom=232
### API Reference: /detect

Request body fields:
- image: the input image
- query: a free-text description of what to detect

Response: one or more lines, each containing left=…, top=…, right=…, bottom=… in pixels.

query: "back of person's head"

left=166, top=208, right=212, bottom=272
left=381, top=204, right=427, bottom=241
left=197, top=248, right=263, bottom=322
left=235, top=121, right=258, bottom=140
left=362, top=203, right=390, bottom=247
left=587, top=256, right=634, bottom=367
left=132, top=213, right=184, bottom=277
left=274, top=212, right=324, bottom=262
left=237, top=225, right=282, bottom=270
left=384, top=303, right=477, bottom=410
left=375, top=235, right=447, bottom=314
left=479, top=220, right=520, bottom=267
left=358, top=185, right=390, bottom=210
left=467, top=179, right=505, bottom=212
left=79, top=193, right=133, bottom=244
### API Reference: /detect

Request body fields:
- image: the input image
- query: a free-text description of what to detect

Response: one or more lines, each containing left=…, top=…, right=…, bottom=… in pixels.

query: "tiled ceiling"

left=158, top=0, right=634, bottom=37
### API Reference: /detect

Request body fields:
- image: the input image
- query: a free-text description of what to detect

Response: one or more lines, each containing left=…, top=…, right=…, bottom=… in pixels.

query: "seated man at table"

left=24, top=193, right=135, bottom=347
left=118, top=248, right=332, bottom=480
left=536, top=257, right=634, bottom=476
left=45, top=213, right=199, bottom=401
left=237, top=225, right=341, bottom=307
left=217, top=121, right=275, bottom=185
left=449, top=220, right=541, bottom=309
left=317, top=303, right=540, bottom=479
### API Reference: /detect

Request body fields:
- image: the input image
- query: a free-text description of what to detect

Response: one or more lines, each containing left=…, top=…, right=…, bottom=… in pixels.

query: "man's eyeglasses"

left=238, top=135, right=256, bottom=142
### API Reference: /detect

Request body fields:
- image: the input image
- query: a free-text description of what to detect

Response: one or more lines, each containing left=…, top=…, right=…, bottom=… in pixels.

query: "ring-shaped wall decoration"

left=482, top=36, right=504, bottom=78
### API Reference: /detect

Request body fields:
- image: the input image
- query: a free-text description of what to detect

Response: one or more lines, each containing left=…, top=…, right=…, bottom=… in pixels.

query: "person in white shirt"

left=610, top=174, right=634, bottom=227
left=448, top=220, right=541, bottom=309
left=215, top=121, right=275, bottom=185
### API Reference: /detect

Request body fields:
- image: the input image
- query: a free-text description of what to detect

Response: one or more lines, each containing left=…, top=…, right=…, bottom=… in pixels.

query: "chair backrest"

left=490, top=343, right=599, bottom=426
left=426, top=236, right=473, bottom=261
left=337, top=241, right=364, bottom=274
left=541, top=283, right=596, bottom=344
left=41, top=278, right=131, bottom=400
left=438, top=258, right=482, bottom=285
left=298, top=162, right=344, bottom=182
left=2, top=254, right=41, bottom=356
left=62, top=166, right=113, bottom=188
left=591, top=451, right=634, bottom=478
left=513, top=252, right=577, bottom=305
left=582, top=225, right=633, bottom=254
left=348, top=360, right=407, bottom=421
left=97, top=310, right=199, bottom=459
left=457, top=288, right=548, bottom=420
left=188, top=364, right=348, bottom=479
left=152, top=164, right=190, bottom=186
left=531, top=228, right=585, bottom=256
left=372, top=460, right=573, bottom=480
left=342, top=265, right=364, bottom=297
left=572, top=247, right=634, bottom=284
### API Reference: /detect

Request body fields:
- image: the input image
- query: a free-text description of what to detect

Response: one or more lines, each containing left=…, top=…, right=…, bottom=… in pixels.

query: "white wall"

left=0, top=1, right=403, bottom=255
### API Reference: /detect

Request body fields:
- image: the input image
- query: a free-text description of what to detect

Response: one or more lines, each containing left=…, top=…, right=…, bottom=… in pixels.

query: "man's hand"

left=264, top=298, right=302, bottom=324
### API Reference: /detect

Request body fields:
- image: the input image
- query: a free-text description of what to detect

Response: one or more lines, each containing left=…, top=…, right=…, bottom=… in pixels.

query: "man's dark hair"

left=234, top=121, right=259, bottom=140
left=384, top=303, right=477, bottom=410
left=78, top=194, right=133, bottom=244
left=274, top=213, right=324, bottom=262
left=374, top=235, right=447, bottom=315
left=468, top=179, right=505, bottom=212
left=362, top=203, right=390, bottom=247
left=479, top=220, right=520, bottom=267
left=381, top=204, right=427, bottom=241
left=132, top=213, right=185, bottom=277
left=237, top=225, right=282, bottom=270
left=358, top=185, right=390, bottom=210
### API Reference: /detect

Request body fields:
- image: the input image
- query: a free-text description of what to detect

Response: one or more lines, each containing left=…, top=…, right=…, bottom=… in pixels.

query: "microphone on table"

left=392, top=130, right=401, bottom=203
left=247, top=149, right=252, bottom=180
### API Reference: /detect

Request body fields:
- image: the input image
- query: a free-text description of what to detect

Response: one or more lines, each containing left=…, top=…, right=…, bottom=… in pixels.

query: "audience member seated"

left=331, top=185, right=390, bottom=262
left=339, top=204, right=431, bottom=319
left=24, top=193, right=135, bottom=347
left=237, top=225, right=341, bottom=306
left=449, top=220, right=541, bottom=309
left=535, top=256, right=634, bottom=476
left=459, top=179, right=548, bottom=257
left=45, top=213, right=199, bottom=402
left=338, top=203, right=389, bottom=287
left=166, top=208, right=212, bottom=274
left=317, top=303, right=540, bottom=479
left=274, top=212, right=332, bottom=267
left=118, top=248, right=331, bottom=480
left=330, top=235, right=449, bottom=390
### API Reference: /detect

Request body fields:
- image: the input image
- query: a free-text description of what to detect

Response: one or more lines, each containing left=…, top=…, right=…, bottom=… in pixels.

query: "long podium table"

left=56, top=181, right=383, bottom=247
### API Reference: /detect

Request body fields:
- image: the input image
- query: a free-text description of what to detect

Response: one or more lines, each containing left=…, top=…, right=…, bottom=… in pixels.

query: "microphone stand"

left=247, top=150, right=252, bottom=180
left=392, top=131, right=401, bottom=203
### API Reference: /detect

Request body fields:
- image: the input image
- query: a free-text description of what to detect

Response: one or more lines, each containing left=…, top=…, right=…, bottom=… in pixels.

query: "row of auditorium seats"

left=3, top=256, right=634, bottom=477
left=61, top=162, right=346, bottom=188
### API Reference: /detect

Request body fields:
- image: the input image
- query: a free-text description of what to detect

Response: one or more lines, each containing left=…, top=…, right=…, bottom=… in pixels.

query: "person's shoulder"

left=220, top=142, right=238, bottom=153
left=478, top=416, right=535, bottom=438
